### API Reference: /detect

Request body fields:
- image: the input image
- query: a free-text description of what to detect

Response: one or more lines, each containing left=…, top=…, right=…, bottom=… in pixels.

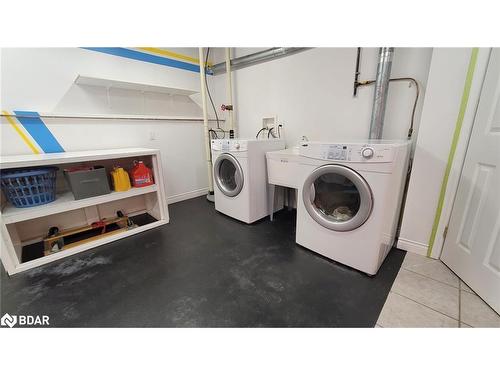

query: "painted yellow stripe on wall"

left=427, top=48, right=479, bottom=257
left=2, top=110, right=40, bottom=154
left=137, top=47, right=212, bottom=66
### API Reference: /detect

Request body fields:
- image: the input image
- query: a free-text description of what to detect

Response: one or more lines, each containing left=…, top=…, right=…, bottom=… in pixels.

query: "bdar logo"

left=1, top=313, right=49, bottom=327
left=1, top=313, right=17, bottom=328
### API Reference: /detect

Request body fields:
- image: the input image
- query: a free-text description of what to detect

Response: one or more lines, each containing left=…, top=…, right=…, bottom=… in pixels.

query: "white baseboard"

left=167, top=187, right=208, bottom=204
left=397, top=237, right=430, bottom=257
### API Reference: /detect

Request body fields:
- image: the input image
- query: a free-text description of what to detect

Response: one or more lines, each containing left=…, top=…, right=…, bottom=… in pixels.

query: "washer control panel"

left=300, top=142, right=396, bottom=163
left=211, top=139, right=248, bottom=152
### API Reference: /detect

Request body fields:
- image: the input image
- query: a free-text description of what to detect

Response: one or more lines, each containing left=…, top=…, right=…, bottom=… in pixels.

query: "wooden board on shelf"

left=43, top=213, right=134, bottom=255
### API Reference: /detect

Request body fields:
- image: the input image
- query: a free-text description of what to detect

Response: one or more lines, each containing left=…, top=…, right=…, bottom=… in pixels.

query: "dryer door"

left=302, top=164, right=373, bottom=231
left=214, top=153, right=244, bottom=197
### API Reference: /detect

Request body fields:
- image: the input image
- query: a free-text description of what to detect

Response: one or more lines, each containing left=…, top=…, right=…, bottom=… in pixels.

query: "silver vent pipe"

left=369, top=47, right=395, bottom=139
left=210, top=47, right=311, bottom=75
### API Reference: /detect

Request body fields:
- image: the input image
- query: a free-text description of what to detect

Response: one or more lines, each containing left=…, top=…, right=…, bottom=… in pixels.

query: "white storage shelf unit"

left=0, top=148, right=169, bottom=275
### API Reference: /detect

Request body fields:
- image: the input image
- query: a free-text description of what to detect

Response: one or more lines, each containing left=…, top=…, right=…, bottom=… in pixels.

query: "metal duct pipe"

left=211, top=47, right=311, bottom=75
left=369, top=47, right=395, bottom=139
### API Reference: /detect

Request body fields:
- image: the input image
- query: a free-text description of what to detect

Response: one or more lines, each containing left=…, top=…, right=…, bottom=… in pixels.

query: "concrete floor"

left=1, top=196, right=404, bottom=327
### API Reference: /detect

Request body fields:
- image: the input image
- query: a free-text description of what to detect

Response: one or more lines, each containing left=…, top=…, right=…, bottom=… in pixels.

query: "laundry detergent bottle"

left=111, top=166, right=131, bottom=192
left=130, top=160, right=154, bottom=187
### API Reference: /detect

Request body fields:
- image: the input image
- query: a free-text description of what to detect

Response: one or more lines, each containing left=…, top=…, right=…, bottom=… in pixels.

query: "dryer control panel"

left=300, top=142, right=396, bottom=163
left=211, top=139, right=248, bottom=152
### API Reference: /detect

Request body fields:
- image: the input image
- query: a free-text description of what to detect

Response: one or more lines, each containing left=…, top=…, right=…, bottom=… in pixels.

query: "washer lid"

left=214, top=153, right=244, bottom=197
left=302, top=164, right=373, bottom=231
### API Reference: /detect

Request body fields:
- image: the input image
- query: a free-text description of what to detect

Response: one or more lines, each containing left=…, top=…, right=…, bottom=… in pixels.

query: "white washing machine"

left=211, top=138, right=285, bottom=223
left=296, top=140, right=410, bottom=275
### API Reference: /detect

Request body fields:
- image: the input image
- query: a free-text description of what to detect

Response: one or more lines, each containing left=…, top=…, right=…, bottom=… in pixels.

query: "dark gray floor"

left=1, top=196, right=405, bottom=327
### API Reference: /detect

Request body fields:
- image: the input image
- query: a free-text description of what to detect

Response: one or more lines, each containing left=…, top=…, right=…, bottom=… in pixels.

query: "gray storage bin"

left=64, top=166, right=111, bottom=200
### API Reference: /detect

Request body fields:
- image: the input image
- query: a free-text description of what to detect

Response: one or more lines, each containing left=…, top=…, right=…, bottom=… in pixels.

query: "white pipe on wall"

left=198, top=47, right=214, bottom=193
left=225, top=48, right=235, bottom=134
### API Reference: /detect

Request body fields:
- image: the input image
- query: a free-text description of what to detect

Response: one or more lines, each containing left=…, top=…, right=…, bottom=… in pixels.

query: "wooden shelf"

left=2, top=185, right=158, bottom=224
left=0, top=148, right=160, bottom=169
left=0, top=148, right=169, bottom=275
left=75, top=75, right=198, bottom=96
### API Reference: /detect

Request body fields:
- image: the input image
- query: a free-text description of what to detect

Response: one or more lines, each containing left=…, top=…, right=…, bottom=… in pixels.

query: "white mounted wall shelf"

left=75, top=75, right=198, bottom=96
left=0, top=148, right=169, bottom=275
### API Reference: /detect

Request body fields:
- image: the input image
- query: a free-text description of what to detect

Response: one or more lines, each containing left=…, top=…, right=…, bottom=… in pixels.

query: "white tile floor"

left=376, top=252, right=500, bottom=328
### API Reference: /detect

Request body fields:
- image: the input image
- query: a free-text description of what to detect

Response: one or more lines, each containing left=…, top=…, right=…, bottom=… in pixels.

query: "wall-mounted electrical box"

left=262, top=116, right=278, bottom=130
left=258, top=115, right=283, bottom=139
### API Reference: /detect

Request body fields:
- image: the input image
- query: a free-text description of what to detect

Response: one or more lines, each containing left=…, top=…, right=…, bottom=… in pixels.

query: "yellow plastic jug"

left=111, top=167, right=131, bottom=192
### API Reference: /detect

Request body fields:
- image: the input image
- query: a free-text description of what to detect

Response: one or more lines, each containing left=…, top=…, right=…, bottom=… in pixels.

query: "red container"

left=130, top=161, right=154, bottom=187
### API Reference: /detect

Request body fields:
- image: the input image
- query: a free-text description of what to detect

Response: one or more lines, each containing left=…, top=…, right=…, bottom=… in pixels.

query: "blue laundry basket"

left=1, top=167, right=58, bottom=208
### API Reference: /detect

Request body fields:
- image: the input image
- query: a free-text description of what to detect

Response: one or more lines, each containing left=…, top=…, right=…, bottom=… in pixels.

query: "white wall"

left=210, top=48, right=442, bottom=255
left=1, top=48, right=202, bottom=112
left=2, top=47, right=479, bottom=257
left=0, top=48, right=209, bottom=203
left=210, top=47, right=485, bottom=257
left=398, top=48, right=488, bottom=257
left=211, top=48, right=433, bottom=146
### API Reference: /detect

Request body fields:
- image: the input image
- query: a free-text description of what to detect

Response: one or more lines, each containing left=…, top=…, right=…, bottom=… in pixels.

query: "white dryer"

left=296, top=140, right=410, bottom=275
left=211, top=138, right=285, bottom=223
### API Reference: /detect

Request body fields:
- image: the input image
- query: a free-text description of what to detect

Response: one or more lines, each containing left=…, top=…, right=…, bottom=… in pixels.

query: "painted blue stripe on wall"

left=14, top=111, right=65, bottom=153
left=82, top=47, right=208, bottom=74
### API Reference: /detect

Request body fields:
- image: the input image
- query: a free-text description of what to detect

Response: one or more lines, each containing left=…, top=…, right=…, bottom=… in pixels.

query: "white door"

left=441, top=49, right=500, bottom=313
